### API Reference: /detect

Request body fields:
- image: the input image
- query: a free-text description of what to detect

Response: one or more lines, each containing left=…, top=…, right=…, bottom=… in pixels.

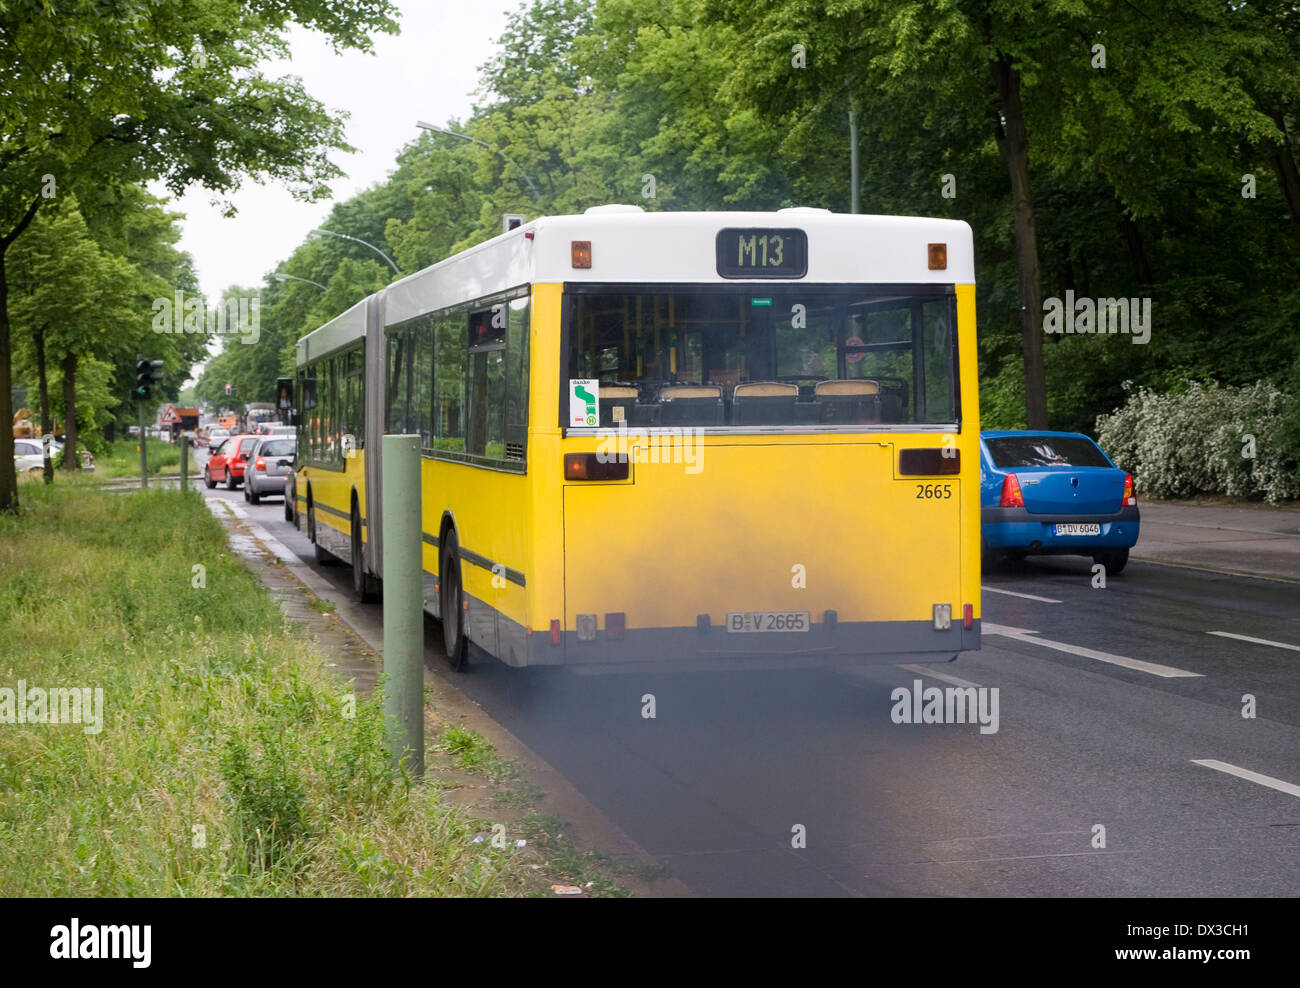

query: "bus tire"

left=308, top=502, right=338, bottom=566
left=440, top=530, right=468, bottom=672
left=351, top=503, right=377, bottom=603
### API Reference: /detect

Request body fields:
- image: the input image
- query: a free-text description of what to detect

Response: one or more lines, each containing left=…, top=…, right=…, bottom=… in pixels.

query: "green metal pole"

left=139, top=403, right=148, bottom=489
left=381, top=434, right=424, bottom=777
left=180, top=430, right=188, bottom=493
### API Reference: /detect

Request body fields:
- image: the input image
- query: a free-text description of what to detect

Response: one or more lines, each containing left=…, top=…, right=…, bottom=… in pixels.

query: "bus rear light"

left=550, top=620, right=561, bottom=646
left=964, top=604, right=973, bottom=630
left=606, top=612, right=625, bottom=640
left=823, top=609, right=837, bottom=630
left=899, top=448, right=959, bottom=475
left=577, top=614, right=597, bottom=641
left=571, top=241, right=592, bottom=268
left=928, top=243, right=947, bottom=270
left=1123, top=472, right=1136, bottom=506
left=933, top=604, right=952, bottom=630
left=696, top=614, right=711, bottom=634
left=999, top=473, right=1024, bottom=508
left=564, top=452, right=628, bottom=481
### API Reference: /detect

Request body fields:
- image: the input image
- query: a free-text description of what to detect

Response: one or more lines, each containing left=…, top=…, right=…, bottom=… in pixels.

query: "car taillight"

left=999, top=473, right=1024, bottom=508
left=1123, top=472, right=1136, bottom=506
left=255, top=458, right=265, bottom=470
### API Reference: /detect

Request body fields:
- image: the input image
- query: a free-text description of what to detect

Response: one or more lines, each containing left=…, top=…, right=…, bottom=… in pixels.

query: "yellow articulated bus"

left=292, top=205, right=980, bottom=670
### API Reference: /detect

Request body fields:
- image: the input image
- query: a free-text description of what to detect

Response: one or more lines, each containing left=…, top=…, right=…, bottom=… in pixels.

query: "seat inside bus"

left=732, top=382, right=798, bottom=425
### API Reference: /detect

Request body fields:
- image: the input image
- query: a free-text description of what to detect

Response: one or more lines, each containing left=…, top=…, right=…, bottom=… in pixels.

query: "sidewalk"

left=1131, top=500, right=1300, bottom=582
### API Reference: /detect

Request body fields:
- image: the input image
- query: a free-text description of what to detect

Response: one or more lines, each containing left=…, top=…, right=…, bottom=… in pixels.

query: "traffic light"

left=225, top=383, right=232, bottom=396
left=134, top=357, right=164, bottom=400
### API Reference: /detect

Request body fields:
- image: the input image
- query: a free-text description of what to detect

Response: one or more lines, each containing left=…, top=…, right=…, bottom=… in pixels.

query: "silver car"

left=243, top=436, right=296, bottom=504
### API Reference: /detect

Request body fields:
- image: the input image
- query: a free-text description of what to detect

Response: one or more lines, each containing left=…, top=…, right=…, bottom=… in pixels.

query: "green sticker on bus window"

left=569, top=379, right=599, bottom=427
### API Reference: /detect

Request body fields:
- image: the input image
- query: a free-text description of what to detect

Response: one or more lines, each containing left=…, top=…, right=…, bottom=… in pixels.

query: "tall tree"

left=0, top=0, right=399, bottom=512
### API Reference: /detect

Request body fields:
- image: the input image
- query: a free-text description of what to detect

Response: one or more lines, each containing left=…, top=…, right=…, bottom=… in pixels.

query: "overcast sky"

left=170, top=1, right=519, bottom=304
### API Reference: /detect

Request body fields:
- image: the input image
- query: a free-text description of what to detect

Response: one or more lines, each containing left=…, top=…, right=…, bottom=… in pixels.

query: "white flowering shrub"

left=1096, top=380, right=1300, bottom=503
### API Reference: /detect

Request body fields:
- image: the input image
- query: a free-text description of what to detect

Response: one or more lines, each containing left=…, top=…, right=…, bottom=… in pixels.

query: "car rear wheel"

left=203, top=466, right=215, bottom=489
left=440, top=531, right=468, bottom=671
left=225, top=468, right=237, bottom=490
left=1093, top=548, right=1129, bottom=575
left=284, top=490, right=294, bottom=523
left=248, top=481, right=260, bottom=505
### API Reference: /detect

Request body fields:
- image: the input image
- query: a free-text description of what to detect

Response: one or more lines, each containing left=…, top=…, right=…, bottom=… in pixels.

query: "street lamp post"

left=308, top=228, right=401, bottom=277
left=415, top=120, right=542, bottom=204
left=273, top=272, right=327, bottom=291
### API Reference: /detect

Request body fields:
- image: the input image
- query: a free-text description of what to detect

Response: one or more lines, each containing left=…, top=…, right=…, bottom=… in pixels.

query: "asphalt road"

left=200, top=462, right=1300, bottom=897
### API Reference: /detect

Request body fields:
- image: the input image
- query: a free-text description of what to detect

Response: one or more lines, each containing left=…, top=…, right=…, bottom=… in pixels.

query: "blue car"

left=980, top=430, right=1139, bottom=573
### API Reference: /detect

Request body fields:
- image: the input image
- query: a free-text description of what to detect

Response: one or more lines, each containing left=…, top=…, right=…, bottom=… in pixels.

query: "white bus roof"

left=300, top=207, right=974, bottom=356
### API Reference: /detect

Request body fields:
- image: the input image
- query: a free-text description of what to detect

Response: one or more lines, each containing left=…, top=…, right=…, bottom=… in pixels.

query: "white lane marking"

left=1191, top=759, right=1300, bottom=799
left=898, top=663, right=983, bottom=689
left=1207, top=631, right=1300, bottom=653
left=983, top=622, right=1202, bottom=679
left=983, top=586, right=1062, bottom=604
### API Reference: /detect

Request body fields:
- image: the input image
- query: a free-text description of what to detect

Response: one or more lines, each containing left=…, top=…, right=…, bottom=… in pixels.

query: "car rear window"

left=239, top=438, right=258, bottom=454
left=261, top=439, right=295, bottom=457
left=985, top=435, right=1112, bottom=468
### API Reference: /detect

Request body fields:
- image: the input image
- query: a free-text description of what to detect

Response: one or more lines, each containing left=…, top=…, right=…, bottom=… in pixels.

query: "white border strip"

left=1192, top=759, right=1300, bottom=799
left=1207, top=631, right=1300, bottom=653
left=984, top=623, right=1202, bottom=678
left=983, top=586, right=1062, bottom=604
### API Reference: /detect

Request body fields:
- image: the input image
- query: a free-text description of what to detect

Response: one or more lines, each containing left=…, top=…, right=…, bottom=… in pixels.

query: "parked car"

left=203, top=434, right=259, bottom=490
left=243, top=436, right=296, bottom=505
left=127, top=425, right=141, bottom=437
left=980, top=430, right=1139, bottom=573
left=13, top=438, right=94, bottom=472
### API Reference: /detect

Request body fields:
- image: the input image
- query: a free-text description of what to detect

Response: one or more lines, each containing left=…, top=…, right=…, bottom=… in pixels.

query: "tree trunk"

left=61, top=351, right=78, bottom=471
left=1120, top=217, right=1154, bottom=285
left=0, top=196, right=42, bottom=513
left=35, top=325, right=53, bottom=484
left=0, top=248, right=15, bottom=510
left=990, top=54, right=1047, bottom=429
left=1267, top=111, right=1300, bottom=247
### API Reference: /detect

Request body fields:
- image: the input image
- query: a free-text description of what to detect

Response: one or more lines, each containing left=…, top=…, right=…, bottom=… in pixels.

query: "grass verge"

left=0, top=484, right=533, bottom=896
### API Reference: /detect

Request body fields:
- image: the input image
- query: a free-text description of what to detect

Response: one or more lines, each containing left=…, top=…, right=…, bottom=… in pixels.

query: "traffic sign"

left=160, top=404, right=181, bottom=425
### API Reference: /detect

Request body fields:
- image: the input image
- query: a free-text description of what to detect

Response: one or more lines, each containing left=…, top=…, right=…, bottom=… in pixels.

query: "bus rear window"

left=985, top=436, right=1112, bottom=468
left=561, top=288, right=957, bottom=428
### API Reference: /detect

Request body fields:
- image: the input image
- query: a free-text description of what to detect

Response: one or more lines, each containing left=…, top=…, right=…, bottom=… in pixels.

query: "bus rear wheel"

left=351, top=505, right=377, bottom=603
left=440, top=532, right=468, bottom=672
left=308, top=502, right=336, bottom=566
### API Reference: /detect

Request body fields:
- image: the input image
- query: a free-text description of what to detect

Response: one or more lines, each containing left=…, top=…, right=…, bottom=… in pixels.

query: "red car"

left=204, top=434, right=259, bottom=490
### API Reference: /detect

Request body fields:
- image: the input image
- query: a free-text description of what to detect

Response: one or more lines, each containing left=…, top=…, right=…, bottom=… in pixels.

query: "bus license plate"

left=726, top=611, right=810, bottom=633
left=1054, top=523, right=1101, bottom=536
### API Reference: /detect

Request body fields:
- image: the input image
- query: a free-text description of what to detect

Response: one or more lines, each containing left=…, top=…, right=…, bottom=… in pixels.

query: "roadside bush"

left=1096, top=380, right=1300, bottom=503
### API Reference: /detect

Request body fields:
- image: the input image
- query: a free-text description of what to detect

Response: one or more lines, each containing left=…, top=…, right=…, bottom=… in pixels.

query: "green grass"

left=96, top=438, right=184, bottom=478
left=435, top=725, right=518, bottom=782
left=0, top=484, right=533, bottom=896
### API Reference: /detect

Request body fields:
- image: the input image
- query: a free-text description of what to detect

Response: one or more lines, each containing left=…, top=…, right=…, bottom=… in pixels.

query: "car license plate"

left=1054, top=523, right=1101, bottom=536
left=726, top=611, right=810, bottom=633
